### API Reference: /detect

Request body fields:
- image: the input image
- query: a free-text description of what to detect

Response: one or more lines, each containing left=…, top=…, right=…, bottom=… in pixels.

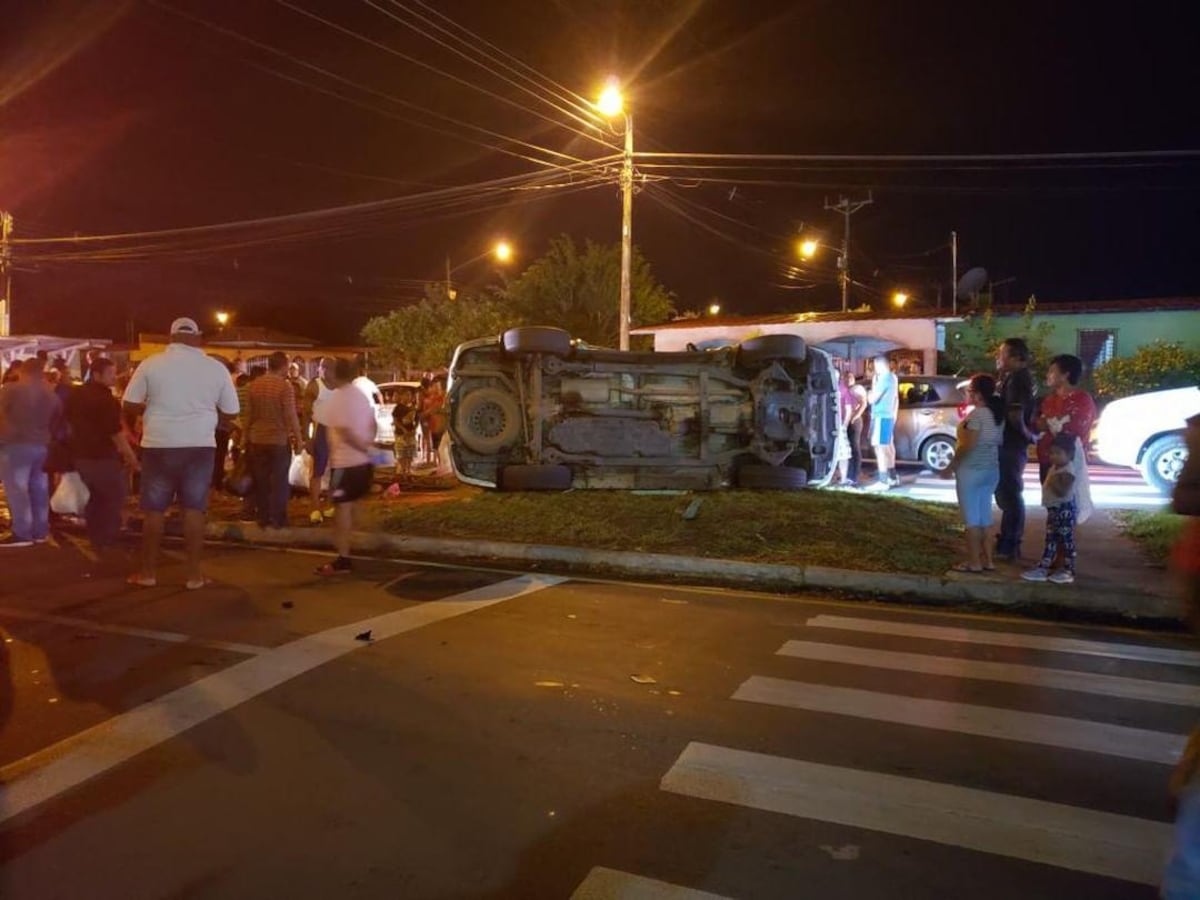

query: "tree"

left=361, top=284, right=509, bottom=372
left=1093, top=341, right=1200, bottom=399
left=498, top=235, right=675, bottom=346
left=942, top=294, right=1053, bottom=380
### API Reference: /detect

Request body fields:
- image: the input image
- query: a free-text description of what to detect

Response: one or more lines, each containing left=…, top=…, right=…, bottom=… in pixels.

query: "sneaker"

left=1021, top=567, right=1049, bottom=582
left=1048, top=570, right=1075, bottom=585
left=309, top=510, right=324, bottom=525
left=0, top=534, right=34, bottom=548
left=863, top=481, right=890, bottom=493
left=315, top=556, right=352, bottom=576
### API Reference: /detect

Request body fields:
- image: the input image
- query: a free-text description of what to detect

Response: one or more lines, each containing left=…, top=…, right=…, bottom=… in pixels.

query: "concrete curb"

left=205, top=521, right=1182, bottom=621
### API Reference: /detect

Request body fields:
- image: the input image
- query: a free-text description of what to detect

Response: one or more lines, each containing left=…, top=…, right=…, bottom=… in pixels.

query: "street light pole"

left=618, top=113, right=633, bottom=351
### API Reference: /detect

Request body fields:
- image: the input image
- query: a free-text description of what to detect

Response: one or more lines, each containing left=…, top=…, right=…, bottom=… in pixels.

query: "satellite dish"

left=956, top=267, right=988, bottom=299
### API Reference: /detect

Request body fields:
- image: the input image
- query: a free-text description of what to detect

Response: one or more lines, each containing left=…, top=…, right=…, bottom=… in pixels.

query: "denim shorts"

left=140, top=447, right=215, bottom=513
left=956, top=465, right=1000, bottom=528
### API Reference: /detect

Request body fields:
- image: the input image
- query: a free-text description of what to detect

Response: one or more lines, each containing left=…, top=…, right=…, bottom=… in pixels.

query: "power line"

left=375, top=0, right=612, bottom=140
left=150, top=1, right=597, bottom=172
left=636, top=149, right=1200, bottom=163
left=275, top=0, right=615, bottom=151
left=406, top=0, right=602, bottom=123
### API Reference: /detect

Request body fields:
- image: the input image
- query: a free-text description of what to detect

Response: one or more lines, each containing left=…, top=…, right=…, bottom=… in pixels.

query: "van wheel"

left=455, top=387, right=522, bottom=455
left=502, top=327, right=572, bottom=357
left=1140, top=434, right=1188, bottom=496
left=500, top=464, right=573, bottom=491
left=736, top=464, right=809, bottom=490
left=920, top=436, right=957, bottom=472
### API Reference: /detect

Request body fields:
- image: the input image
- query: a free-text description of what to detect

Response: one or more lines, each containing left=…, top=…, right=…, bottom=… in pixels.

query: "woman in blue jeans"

left=941, top=374, right=1005, bottom=572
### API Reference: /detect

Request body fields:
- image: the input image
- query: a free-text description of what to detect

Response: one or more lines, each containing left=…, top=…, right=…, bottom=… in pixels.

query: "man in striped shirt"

left=245, top=351, right=302, bottom=528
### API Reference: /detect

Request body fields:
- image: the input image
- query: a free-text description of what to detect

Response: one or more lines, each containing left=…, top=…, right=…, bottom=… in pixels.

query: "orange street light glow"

left=596, top=79, right=624, bottom=117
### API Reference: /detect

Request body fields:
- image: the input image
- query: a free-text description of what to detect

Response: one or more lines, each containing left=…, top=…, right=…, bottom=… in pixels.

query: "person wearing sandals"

left=940, top=373, right=1004, bottom=573
left=314, top=358, right=377, bottom=576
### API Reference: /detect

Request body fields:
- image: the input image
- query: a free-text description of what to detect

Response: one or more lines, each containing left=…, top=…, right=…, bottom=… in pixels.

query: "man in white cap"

left=122, top=317, right=239, bottom=589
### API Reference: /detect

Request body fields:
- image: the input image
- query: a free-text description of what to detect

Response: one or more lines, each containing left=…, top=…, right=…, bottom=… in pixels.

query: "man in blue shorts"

left=122, top=317, right=240, bottom=589
left=865, top=354, right=900, bottom=492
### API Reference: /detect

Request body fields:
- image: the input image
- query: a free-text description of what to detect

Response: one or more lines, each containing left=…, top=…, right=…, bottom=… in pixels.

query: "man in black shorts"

left=315, top=357, right=377, bottom=575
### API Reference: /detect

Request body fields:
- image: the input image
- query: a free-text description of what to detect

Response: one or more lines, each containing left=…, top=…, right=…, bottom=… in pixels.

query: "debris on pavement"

left=630, top=674, right=658, bottom=685
left=281, top=601, right=294, bottom=609
left=535, top=680, right=565, bottom=688
left=820, top=844, right=860, bottom=861
left=355, top=630, right=373, bottom=642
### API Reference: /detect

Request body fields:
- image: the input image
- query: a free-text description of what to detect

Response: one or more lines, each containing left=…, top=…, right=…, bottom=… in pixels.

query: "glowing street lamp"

left=893, top=291, right=910, bottom=309
left=595, top=76, right=633, bottom=350
left=708, top=302, right=721, bottom=316
left=493, top=240, right=514, bottom=264
left=797, top=238, right=819, bottom=260
left=215, top=310, right=230, bottom=328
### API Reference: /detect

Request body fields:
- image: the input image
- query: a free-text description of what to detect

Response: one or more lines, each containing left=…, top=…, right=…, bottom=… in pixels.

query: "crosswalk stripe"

left=779, top=640, right=1200, bottom=706
left=805, top=614, right=1200, bottom=668
left=570, top=867, right=735, bottom=899
left=733, top=676, right=1184, bottom=764
left=660, top=742, right=1171, bottom=886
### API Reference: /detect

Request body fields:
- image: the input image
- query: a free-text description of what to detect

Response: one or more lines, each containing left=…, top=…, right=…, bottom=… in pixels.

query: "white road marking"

left=0, top=573, right=565, bottom=824
left=779, top=640, right=1200, bottom=706
left=570, top=867, right=735, bottom=899
left=660, top=742, right=1171, bottom=886
left=733, top=676, right=1184, bottom=764
left=805, top=614, right=1200, bottom=668
left=0, top=607, right=269, bottom=657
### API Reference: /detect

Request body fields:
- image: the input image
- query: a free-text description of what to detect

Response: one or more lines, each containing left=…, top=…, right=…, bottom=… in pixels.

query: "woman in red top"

left=1035, top=354, right=1097, bottom=482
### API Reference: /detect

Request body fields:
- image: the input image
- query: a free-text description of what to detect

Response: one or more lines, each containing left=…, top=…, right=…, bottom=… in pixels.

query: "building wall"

left=643, top=318, right=939, bottom=373
left=988, top=310, right=1200, bottom=359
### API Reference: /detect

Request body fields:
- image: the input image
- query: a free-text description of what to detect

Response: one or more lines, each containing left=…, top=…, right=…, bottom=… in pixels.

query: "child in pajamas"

left=1022, top=433, right=1080, bottom=584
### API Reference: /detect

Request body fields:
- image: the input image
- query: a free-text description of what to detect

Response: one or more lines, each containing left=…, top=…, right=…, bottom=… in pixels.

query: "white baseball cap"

left=170, top=317, right=201, bottom=336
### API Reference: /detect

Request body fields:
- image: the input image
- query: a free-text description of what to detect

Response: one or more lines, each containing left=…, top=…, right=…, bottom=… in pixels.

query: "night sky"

left=2, top=0, right=1198, bottom=345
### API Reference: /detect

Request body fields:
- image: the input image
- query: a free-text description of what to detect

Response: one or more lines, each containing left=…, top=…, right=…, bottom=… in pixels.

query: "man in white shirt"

left=122, top=317, right=239, bottom=589
left=315, top=357, right=377, bottom=575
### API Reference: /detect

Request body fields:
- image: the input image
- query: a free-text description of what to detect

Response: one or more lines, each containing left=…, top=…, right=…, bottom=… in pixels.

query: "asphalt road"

left=0, top=536, right=1196, bottom=899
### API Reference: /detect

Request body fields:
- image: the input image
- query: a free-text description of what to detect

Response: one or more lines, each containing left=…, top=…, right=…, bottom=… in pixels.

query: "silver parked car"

left=446, top=326, right=839, bottom=490
left=863, top=374, right=967, bottom=472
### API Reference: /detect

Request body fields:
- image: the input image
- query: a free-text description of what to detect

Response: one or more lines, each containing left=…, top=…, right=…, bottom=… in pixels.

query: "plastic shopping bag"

left=1073, top=436, right=1094, bottom=525
left=50, top=471, right=90, bottom=516
left=289, top=451, right=312, bottom=490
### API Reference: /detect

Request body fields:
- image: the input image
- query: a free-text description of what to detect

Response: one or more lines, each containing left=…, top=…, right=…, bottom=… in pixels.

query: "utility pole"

left=0, top=211, right=12, bottom=336
left=950, top=230, right=959, bottom=317
left=824, top=192, right=872, bottom=312
left=617, top=113, right=634, bottom=350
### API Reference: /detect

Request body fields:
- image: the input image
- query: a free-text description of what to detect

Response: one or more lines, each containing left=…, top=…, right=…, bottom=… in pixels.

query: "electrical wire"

left=406, top=0, right=603, bottom=123
left=636, top=149, right=1200, bottom=164
left=149, top=1, right=598, bottom=173
left=375, top=0, right=613, bottom=141
left=275, top=0, right=616, bottom=152
left=13, top=167, right=610, bottom=262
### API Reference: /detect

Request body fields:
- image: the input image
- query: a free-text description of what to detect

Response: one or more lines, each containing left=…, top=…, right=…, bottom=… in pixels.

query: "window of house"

left=1077, top=329, right=1117, bottom=370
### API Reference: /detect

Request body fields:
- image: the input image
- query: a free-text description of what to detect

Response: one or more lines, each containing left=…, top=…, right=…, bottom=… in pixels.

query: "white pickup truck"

left=1093, top=386, right=1200, bottom=495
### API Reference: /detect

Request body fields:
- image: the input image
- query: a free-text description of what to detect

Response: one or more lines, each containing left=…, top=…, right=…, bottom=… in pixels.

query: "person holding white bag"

left=64, top=358, right=140, bottom=551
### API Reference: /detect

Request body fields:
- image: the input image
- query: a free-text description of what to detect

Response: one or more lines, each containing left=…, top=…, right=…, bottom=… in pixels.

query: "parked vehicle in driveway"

left=1094, top=385, right=1200, bottom=494
left=446, top=326, right=839, bottom=490
left=863, top=374, right=967, bottom=472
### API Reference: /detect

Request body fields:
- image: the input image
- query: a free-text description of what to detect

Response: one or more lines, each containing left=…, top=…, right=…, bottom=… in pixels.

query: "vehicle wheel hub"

left=1157, top=447, right=1188, bottom=482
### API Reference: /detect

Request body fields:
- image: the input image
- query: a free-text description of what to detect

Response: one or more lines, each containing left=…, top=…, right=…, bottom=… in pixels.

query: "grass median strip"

left=376, top=488, right=962, bottom=575
left=1112, top=509, right=1184, bottom=564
